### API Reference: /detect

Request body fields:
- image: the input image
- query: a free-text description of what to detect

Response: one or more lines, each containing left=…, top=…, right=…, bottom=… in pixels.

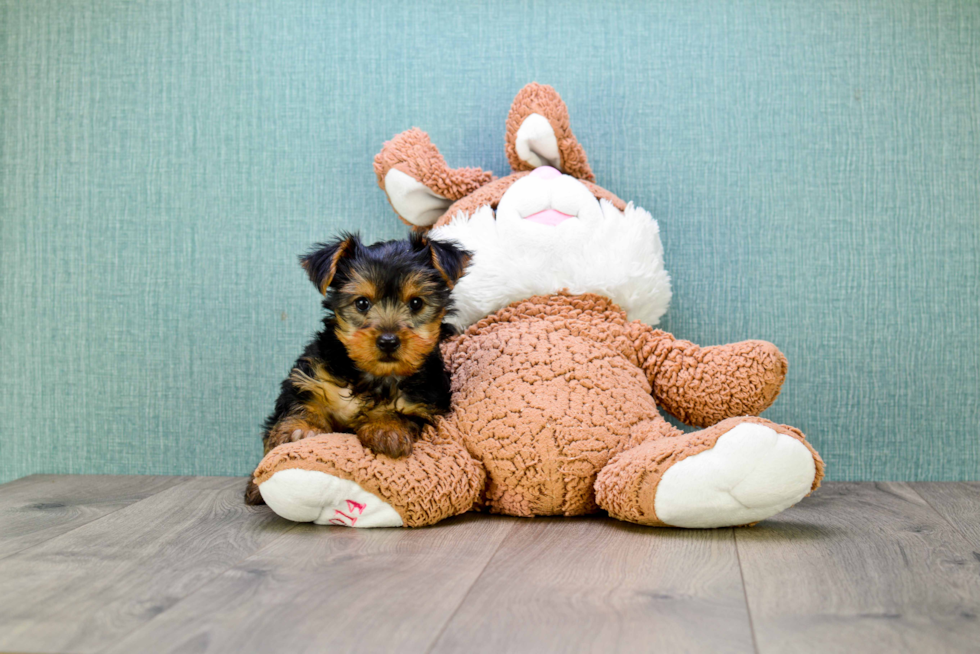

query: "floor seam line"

left=906, top=483, right=978, bottom=548
left=734, top=527, right=762, bottom=654
left=423, top=519, right=516, bottom=654
left=0, top=475, right=193, bottom=564
left=89, top=509, right=304, bottom=652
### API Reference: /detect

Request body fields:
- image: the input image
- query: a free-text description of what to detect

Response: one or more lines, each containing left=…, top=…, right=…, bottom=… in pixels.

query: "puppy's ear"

left=299, top=233, right=360, bottom=294
left=417, top=234, right=470, bottom=289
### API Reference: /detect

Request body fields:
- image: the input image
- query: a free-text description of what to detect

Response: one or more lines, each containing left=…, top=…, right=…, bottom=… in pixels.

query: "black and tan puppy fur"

left=244, top=232, right=469, bottom=505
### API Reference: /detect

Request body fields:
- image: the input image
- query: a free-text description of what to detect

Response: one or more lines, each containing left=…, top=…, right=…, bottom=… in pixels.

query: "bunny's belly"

left=451, top=325, right=662, bottom=516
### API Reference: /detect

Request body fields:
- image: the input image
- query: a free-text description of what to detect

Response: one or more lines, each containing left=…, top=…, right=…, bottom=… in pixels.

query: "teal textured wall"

left=1, top=0, right=978, bottom=484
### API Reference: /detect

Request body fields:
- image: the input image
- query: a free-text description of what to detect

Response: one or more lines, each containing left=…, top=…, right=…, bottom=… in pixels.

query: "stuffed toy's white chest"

left=431, top=168, right=672, bottom=331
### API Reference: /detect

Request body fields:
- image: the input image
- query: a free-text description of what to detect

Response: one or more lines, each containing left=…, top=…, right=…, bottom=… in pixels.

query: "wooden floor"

left=0, top=477, right=978, bottom=653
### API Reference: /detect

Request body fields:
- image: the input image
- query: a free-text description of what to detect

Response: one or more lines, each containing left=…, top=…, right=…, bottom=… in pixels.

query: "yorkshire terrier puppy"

left=244, top=232, right=469, bottom=505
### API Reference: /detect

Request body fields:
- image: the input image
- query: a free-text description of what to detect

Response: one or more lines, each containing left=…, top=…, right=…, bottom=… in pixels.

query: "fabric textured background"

left=1, top=0, right=978, bottom=484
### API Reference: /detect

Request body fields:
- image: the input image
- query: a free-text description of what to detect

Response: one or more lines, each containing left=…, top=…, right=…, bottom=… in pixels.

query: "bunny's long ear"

left=505, top=83, right=595, bottom=182
left=374, top=128, right=496, bottom=229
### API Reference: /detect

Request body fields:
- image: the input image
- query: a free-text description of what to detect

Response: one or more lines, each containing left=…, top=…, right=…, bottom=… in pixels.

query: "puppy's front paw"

left=289, top=429, right=319, bottom=442
left=357, top=421, right=415, bottom=458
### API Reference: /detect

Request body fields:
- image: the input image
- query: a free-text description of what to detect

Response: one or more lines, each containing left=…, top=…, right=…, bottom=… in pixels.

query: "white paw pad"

left=654, top=423, right=816, bottom=528
left=258, top=468, right=403, bottom=528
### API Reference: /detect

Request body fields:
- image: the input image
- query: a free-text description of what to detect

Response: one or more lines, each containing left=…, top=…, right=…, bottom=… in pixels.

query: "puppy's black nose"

left=376, top=333, right=400, bottom=354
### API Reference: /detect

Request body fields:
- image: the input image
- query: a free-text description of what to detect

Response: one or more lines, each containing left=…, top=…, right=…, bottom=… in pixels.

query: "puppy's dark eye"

left=354, top=298, right=371, bottom=313
left=409, top=298, right=424, bottom=312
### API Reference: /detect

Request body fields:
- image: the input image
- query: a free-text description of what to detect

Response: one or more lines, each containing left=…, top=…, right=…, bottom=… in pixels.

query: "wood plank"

left=0, top=474, right=188, bottom=560
left=912, top=482, right=980, bottom=550
left=0, top=476, right=295, bottom=654
left=735, top=482, right=980, bottom=653
left=430, top=516, right=755, bottom=654
left=103, top=514, right=517, bottom=654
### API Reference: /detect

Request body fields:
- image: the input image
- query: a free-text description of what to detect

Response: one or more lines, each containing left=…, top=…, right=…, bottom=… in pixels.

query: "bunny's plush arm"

left=630, top=326, right=788, bottom=427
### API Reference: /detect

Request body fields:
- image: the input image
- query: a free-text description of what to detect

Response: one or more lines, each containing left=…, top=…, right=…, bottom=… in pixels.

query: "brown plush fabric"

left=438, top=292, right=810, bottom=518
left=440, top=293, right=670, bottom=516
left=595, top=416, right=825, bottom=527
left=431, top=172, right=627, bottom=228
left=504, top=82, right=595, bottom=181
left=373, top=128, right=496, bottom=226
left=253, top=418, right=485, bottom=528
left=633, top=329, right=789, bottom=428
left=433, top=173, right=525, bottom=227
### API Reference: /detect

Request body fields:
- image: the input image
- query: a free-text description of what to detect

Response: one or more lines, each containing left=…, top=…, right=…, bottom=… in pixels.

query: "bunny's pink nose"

left=529, top=166, right=562, bottom=180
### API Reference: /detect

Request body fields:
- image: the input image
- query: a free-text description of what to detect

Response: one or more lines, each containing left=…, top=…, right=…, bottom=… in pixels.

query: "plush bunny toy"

left=251, top=83, right=824, bottom=529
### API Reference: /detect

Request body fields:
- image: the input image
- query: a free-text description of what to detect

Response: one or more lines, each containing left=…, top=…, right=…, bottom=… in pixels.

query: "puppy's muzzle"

left=375, top=333, right=400, bottom=354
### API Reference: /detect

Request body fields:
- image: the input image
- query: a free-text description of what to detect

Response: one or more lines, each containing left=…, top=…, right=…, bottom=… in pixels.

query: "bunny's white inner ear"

left=384, top=168, right=453, bottom=227
left=515, top=113, right=561, bottom=169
